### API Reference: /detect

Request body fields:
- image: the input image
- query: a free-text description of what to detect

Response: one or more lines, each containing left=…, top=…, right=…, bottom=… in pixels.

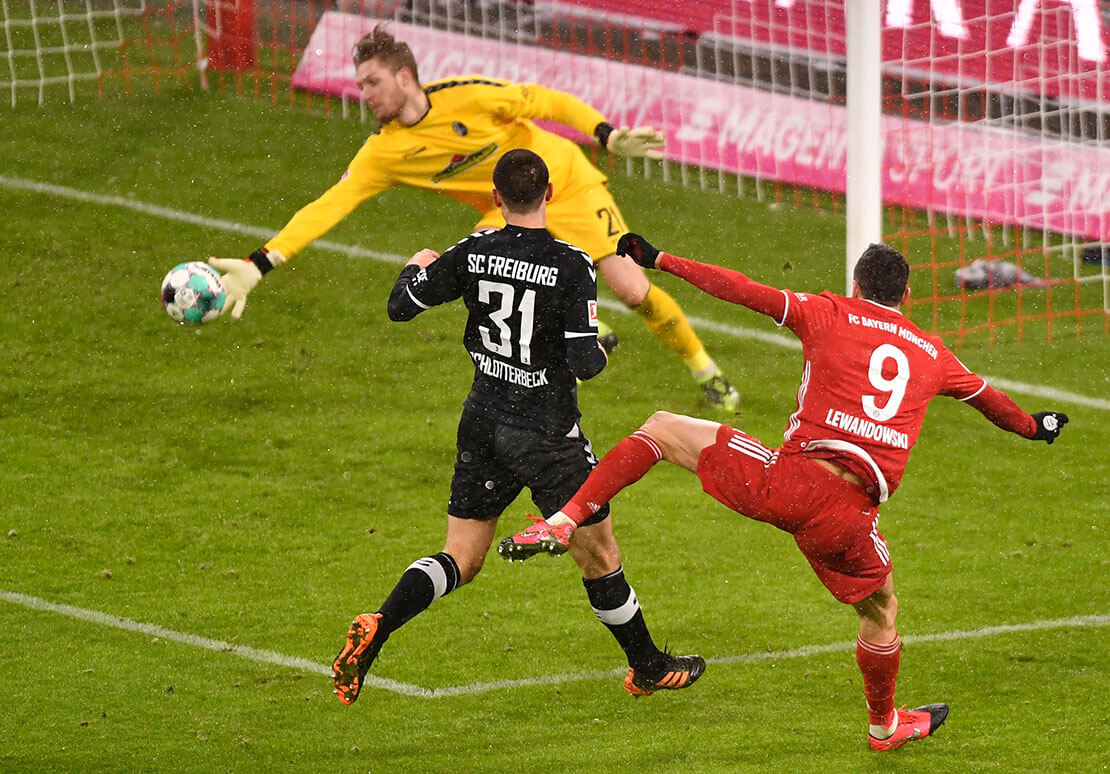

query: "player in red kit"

left=499, top=234, right=1069, bottom=750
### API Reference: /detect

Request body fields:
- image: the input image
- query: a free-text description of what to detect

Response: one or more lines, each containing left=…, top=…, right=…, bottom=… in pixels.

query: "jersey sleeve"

left=562, top=253, right=607, bottom=380
left=936, top=347, right=989, bottom=400
left=265, top=137, right=393, bottom=260
left=931, top=343, right=1036, bottom=437
left=657, top=252, right=789, bottom=322
left=964, top=385, right=1038, bottom=438
left=387, top=243, right=466, bottom=321
left=482, top=80, right=607, bottom=140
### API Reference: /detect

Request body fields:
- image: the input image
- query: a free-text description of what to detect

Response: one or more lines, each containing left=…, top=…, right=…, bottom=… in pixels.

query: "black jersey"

left=388, top=225, right=606, bottom=433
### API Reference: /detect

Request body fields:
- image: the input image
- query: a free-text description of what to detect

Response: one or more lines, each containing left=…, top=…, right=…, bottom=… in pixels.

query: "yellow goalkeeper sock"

left=632, top=283, right=712, bottom=374
left=685, top=349, right=716, bottom=380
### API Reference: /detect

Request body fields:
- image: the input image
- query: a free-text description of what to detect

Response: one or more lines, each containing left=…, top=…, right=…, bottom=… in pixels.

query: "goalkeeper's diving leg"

left=598, top=252, right=740, bottom=413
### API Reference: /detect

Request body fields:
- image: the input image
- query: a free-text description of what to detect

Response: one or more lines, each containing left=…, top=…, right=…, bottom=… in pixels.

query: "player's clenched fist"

left=1030, top=411, right=1069, bottom=444
left=617, top=233, right=661, bottom=270
left=406, top=248, right=441, bottom=269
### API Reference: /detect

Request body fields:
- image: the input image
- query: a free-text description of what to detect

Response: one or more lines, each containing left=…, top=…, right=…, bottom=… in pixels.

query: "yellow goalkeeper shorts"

left=474, top=167, right=626, bottom=261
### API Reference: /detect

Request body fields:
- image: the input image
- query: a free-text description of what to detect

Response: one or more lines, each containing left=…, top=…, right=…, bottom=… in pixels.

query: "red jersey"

left=774, top=290, right=983, bottom=500
left=657, top=252, right=1036, bottom=503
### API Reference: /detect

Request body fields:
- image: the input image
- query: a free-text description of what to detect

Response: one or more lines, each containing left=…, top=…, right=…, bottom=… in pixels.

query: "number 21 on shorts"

left=595, top=206, right=625, bottom=238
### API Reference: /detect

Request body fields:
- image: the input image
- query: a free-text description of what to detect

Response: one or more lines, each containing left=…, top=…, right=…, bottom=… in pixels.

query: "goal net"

left=877, top=0, right=1109, bottom=343
left=2, top=0, right=203, bottom=104
left=4, top=0, right=1106, bottom=343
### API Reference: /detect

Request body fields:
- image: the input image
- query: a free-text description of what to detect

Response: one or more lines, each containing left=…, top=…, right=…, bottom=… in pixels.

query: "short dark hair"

left=352, top=24, right=419, bottom=81
left=853, top=243, right=910, bottom=305
left=492, top=149, right=550, bottom=213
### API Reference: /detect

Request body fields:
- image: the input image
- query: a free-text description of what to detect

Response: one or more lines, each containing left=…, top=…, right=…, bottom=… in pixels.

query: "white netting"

left=4, top=0, right=136, bottom=105
left=877, top=0, right=1109, bottom=335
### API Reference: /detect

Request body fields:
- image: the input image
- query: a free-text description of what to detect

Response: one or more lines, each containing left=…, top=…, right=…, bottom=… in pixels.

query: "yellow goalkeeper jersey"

left=265, top=75, right=610, bottom=260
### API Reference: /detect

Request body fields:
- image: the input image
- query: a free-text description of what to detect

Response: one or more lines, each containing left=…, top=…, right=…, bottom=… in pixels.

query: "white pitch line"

left=2, top=173, right=1107, bottom=411
left=0, top=175, right=403, bottom=265
left=977, top=376, right=1110, bottom=410
left=2, top=590, right=1106, bottom=699
left=0, top=589, right=424, bottom=698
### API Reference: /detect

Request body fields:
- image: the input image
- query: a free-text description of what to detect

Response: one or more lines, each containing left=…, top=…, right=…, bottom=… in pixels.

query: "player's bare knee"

left=857, top=587, right=898, bottom=636
left=598, top=254, right=650, bottom=306
left=614, top=284, right=649, bottom=308
left=883, top=592, right=899, bottom=629
left=641, top=410, right=678, bottom=436
left=640, top=411, right=687, bottom=457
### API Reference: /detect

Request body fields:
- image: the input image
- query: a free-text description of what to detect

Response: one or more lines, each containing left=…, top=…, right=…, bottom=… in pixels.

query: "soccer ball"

left=161, top=262, right=226, bottom=324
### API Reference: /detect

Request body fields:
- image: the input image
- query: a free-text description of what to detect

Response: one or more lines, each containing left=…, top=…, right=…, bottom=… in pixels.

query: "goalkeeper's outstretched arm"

left=506, top=80, right=666, bottom=161
left=212, top=160, right=381, bottom=320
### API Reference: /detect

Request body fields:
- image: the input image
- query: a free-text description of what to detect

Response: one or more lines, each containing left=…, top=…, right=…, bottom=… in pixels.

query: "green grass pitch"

left=1, top=86, right=1107, bottom=772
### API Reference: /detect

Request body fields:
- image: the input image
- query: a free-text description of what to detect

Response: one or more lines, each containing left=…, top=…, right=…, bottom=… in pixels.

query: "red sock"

left=856, top=634, right=901, bottom=727
left=561, top=431, right=664, bottom=525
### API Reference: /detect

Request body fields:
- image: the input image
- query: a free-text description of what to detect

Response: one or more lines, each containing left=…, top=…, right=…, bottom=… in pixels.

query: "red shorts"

left=697, top=425, right=890, bottom=604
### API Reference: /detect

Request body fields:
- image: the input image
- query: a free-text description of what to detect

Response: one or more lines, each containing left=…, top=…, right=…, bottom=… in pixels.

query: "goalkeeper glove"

left=595, top=122, right=665, bottom=160
left=617, top=233, right=661, bottom=269
left=209, top=248, right=285, bottom=320
left=1030, top=411, right=1068, bottom=444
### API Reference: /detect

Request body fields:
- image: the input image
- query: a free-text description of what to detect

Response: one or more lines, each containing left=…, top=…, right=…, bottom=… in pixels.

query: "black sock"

left=583, top=566, right=661, bottom=671
left=375, top=552, right=460, bottom=640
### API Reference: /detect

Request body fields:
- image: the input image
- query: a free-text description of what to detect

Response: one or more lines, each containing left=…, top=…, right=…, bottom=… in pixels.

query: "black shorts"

left=448, top=410, right=610, bottom=526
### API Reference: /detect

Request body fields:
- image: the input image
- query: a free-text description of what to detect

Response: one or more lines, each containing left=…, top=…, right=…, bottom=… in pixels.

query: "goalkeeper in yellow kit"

left=211, top=24, right=739, bottom=410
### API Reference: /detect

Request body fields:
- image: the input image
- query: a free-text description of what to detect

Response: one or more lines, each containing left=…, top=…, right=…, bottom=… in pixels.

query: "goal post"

left=845, top=0, right=883, bottom=295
